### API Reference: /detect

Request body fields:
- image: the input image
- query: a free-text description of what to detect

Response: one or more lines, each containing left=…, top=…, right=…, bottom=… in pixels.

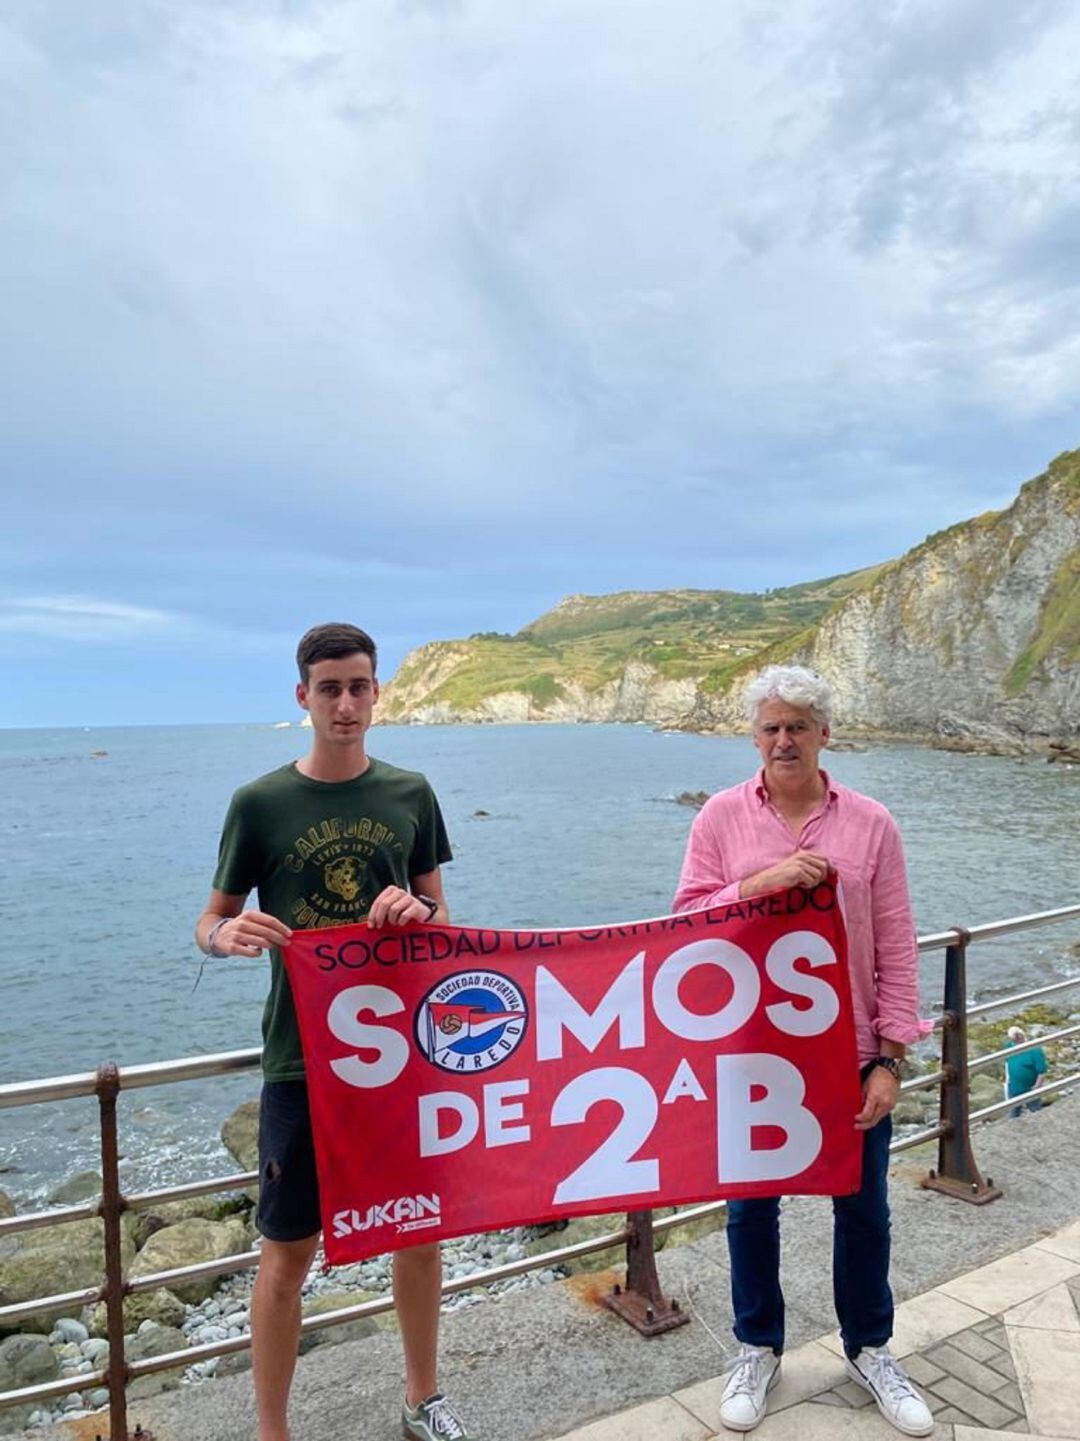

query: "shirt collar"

left=754, top=768, right=838, bottom=806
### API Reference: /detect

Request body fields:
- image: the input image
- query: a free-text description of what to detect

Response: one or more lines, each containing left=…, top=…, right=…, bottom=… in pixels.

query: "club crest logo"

left=415, top=971, right=528, bottom=1073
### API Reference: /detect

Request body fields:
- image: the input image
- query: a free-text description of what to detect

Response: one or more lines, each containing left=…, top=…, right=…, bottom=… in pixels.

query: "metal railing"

left=1, top=901, right=1078, bottom=1436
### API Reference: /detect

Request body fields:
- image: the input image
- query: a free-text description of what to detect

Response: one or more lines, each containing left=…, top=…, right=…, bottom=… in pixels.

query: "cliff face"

left=808, top=454, right=1080, bottom=741
left=380, top=451, right=1080, bottom=744
left=385, top=661, right=700, bottom=727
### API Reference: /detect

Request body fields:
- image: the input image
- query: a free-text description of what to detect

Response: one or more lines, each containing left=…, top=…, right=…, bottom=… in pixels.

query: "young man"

left=674, top=664, right=932, bottom=1438
left=195, top=623, right=469, bottom=1441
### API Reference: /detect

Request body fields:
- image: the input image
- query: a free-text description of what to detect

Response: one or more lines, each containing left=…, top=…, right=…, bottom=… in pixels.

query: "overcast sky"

left=3, top=0, right=1079, bottom=726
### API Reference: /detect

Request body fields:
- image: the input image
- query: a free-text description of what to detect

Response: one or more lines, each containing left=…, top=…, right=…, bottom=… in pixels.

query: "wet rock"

left=0, top=1336, right=55, bottom=1431
left=125, top=1323, right=186, bottom=1401
left=51, top=1318, right=89, bottom=1345
left=1047, top=741, right=1080, bottom=764
left=931, top=717, right=1026, bottom=756
left=46, top=1172, right=103, bottom=1207
left=220, top=1100, right=260, bottom=1172
left=83, top=1285, right=187, bottom=1337
left=0, top=1219, right=136, bottom=1335
left=0, top=1332, right=59, bottom=1388
left=131, top=1193, right=250, bottom=1250
left=0, top=1193, right=14, bottom=1222
left=675, top=790, right=710, bottom=809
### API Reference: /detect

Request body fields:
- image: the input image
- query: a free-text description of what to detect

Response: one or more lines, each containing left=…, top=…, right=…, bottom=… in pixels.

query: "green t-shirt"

left=213, top=759, right=452, bottom=1081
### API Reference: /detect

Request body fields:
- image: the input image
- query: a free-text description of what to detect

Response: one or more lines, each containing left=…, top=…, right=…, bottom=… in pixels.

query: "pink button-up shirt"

left=673, top=769, right=929, bottom=1063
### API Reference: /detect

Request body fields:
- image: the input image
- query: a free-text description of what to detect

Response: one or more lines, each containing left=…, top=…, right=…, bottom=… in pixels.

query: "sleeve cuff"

left=874, top=1017, right=936, bottom=1044
left=674, top=881, right=742, bottom=912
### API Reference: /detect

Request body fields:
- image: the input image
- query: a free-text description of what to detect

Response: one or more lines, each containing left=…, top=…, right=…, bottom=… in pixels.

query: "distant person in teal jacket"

left=1004, top=1025, right=1048, bottom=1115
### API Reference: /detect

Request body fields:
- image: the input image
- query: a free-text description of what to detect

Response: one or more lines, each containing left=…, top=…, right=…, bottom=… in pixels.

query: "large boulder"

left=47, top=1172, right=102, bottom=1206
left=221, top=1099, right=261, bottom=1203
left=653, top=1204, right=726, bottom=1249
left=521, top=1207, right=724, bottom=1273
left=0, top=1193, right=14, bottom=1222
left=217, top=1348, right=253, bottom=1377
left=221, top=1100, right=260, bottom=1170
left=892, top=1097, right=932, bottom=1127
left=299, top=1290, right=383, bottom=1353
left=0, top=1332, right=59, bottom=1387
left=127, top=1219, right=250, bottom=1305
left=83, top=1287, right=186, bottom=1338
left=130, top=1194, right=249, bottom=1250
left=125, top=1323, right=187, bottom=1401
left=0, top=1219, right=136, bottom=1335
left=969, top=1074, right=1004, bottom=1113
left=522, top=1213, right=625, bottom=1275
left=0, top=1333, right=58, bottom=1433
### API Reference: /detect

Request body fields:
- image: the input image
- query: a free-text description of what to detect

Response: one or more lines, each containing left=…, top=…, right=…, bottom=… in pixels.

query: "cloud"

left=1, top=0, right=1079, bottom=723
left=0, top=596, right=181, bottom=641
left=0, top=595, right=297, bottom=662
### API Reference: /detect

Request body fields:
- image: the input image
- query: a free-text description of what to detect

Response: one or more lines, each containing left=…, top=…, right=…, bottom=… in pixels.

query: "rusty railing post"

left=604, top=1210, right=690, bottom=1337
left=95, top=1061, right=150, bottom=1441
left=922, top=930, right=1002, bottom=1205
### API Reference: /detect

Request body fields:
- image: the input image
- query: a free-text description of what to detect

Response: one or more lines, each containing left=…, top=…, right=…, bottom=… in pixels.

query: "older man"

left=674, top=664, right=932, bottom=1437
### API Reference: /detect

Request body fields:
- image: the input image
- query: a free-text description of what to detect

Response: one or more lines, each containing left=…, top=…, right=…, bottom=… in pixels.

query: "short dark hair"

left=296, top=623, right=378, bottom=684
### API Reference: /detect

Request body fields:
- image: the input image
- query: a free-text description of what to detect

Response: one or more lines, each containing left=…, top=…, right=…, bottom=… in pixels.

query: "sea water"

left=1, top=721, right=1077, bottom=1199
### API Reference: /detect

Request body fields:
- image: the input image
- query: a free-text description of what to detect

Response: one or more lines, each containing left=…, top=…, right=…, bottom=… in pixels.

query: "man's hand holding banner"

left=283, top=880, right=862, bottom=1265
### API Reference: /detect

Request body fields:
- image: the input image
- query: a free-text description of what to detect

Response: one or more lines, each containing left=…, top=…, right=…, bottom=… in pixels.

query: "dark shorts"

left=256, top=1080, right=322, bottom=1242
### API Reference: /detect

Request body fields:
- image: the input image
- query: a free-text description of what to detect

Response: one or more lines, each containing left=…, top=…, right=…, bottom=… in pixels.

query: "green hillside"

left=382, top=566, right=883, bottom=714
left=382, top=449, right=1080, bottom=733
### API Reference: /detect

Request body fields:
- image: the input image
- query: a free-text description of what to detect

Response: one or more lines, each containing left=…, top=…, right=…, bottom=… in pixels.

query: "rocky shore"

left=3, top=999, right=1079, bottom=1433
left=0, top=1102, right=716, bottom=1433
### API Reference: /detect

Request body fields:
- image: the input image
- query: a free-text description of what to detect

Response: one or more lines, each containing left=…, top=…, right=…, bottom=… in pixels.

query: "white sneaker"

left=718, top=1343, right=781, bottom=1432
left=845, top=1345, right=934, bottom=1436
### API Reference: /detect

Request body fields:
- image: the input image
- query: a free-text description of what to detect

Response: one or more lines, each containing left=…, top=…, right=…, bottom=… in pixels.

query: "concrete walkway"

left=552, top=1216, right=1080, bottom=1440
left=42, top=1099, right=1080, bottom=1441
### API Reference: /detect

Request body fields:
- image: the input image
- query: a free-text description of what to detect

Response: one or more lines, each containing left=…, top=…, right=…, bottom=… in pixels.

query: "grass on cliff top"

left=390, top=569, right=884, bottom=710
left=1047, top=448, right=1080, bottom=511
left=384, top=454, right=1080, bottom=713
left=1003, top=544, right=1080, bottom=697
left=382, top=636, right=572, bottom=713
left=523, top=567, right=880, bottom=645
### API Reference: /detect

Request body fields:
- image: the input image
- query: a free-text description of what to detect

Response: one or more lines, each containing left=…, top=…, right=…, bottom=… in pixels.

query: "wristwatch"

left=416, top=894, right=440, bottom=922
left=870, top=1056, right=902, bottom=1080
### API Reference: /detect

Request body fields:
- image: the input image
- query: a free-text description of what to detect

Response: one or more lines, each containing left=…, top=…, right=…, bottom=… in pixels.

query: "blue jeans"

left=726, top=1114, right=893, bottom=1359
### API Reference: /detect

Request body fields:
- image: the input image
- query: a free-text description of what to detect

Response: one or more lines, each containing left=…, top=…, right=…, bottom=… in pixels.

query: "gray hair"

left=743, top=664, right=834, bottom=728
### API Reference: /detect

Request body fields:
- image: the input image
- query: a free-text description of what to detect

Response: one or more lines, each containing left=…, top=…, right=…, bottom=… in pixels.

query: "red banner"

left=284, top=882, right=862, bottom=1264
